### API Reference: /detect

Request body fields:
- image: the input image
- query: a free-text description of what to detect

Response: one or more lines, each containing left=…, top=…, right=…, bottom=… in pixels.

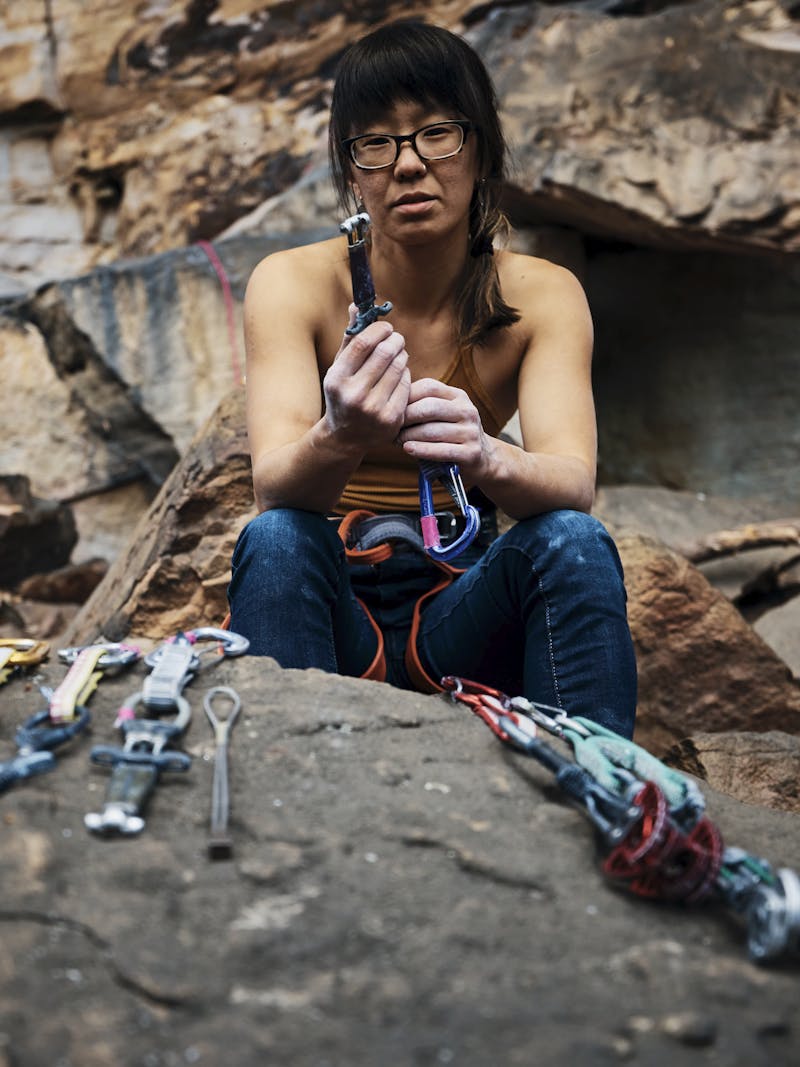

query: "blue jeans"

left=227, top=508, right=637, bottom=737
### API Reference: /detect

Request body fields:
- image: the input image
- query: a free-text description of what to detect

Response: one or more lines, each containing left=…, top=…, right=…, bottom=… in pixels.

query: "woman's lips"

left=392, top=195, right=436, bottom=215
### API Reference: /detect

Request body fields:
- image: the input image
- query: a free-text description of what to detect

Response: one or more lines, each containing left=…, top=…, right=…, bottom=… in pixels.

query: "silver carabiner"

left=58, top=642, right=141, bottom=670
left=187, top=628, right=250, bottom=657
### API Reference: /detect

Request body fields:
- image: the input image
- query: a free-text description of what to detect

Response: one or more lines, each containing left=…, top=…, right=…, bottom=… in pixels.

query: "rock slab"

left=1, top=654, right=799, bottom=1067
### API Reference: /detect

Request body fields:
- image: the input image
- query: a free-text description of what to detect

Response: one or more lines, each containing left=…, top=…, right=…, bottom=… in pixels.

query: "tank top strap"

left=441, top=345, right=505, bottom=438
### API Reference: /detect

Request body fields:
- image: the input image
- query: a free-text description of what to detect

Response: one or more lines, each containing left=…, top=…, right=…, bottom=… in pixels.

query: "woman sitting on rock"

left=227, top=19, right=637, bottom=737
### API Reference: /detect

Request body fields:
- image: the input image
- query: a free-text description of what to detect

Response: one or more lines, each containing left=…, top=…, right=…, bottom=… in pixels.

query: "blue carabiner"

left=418, top=461, right=481, bottom=563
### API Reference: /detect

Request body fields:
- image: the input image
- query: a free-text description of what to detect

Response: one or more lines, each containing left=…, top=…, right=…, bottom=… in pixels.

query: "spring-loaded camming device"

left=339, top=212, right=480, bottom=561
left=84, top=634, right=196, bottom=836
left=0, top=638, right=50, bottom=684
left=442, top=675, right=800, bottom=963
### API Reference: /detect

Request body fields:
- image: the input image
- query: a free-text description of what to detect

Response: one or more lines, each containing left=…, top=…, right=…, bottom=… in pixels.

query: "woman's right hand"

left=322, top=306, right=411, bottom=451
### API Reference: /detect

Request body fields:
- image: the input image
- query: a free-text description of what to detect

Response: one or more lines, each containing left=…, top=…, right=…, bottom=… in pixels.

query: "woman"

left=228, top=20, right=637, bottom=737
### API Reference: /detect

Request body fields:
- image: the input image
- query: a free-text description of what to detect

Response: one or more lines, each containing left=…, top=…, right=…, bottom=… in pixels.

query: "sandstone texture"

left=1, top=653, right=799, bottom=1067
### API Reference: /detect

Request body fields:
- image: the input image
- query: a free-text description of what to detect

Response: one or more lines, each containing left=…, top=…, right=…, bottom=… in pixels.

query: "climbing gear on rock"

left=84, top=634, right=196, bottom=836
left=0, top=638, right=50, bottom=683
left=443, top=675, right=800, bottom=963
left=49, top=642, right=141, bottom=723
left=203, top=685, right=242, bottom=860
left=84, top=629, right=249, bottom=836
left=339, top=212, right=479, bottom=561
left=0, top=706, right=91, bottom=794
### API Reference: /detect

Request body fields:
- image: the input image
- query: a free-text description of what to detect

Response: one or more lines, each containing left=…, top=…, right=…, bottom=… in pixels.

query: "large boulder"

left=0, top=652, right=798, bottom=1065
left=666, top=730, right=800, bottom=814
left=63, top=387, right=255, bottom=644
left=3, top=1, right=799, bottom=292
left=476, top=0, right=800, bottom=254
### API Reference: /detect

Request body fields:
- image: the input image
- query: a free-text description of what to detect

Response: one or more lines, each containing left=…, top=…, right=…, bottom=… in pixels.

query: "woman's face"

left=346, top=99, right=481, bottom=249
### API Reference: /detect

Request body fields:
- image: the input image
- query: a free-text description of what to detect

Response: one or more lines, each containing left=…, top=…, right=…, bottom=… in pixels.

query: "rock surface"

left=666, top=730, right=800, bottom=814
left=2, top=1, right=799, bottom=293
left=0, top=474, right=76, bottom=587
left=1, top=653, right=799, bottom=1067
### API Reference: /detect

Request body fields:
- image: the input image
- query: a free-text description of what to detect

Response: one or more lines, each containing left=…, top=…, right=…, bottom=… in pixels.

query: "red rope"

left=196, top=240, right=244, bottom=385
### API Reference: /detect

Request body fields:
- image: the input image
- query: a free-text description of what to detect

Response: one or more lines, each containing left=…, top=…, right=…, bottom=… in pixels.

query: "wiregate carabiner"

left=58, top=642, right=141, bottom=670
left=418, top=462, right=481, bottom=562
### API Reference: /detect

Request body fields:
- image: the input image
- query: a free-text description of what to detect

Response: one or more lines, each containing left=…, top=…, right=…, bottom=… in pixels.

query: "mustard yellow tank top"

left=335, top=346, right=508, bottom=514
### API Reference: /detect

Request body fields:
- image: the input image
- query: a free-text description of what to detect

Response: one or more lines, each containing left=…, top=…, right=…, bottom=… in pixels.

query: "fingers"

left=402, top=379, right=470, bottom=428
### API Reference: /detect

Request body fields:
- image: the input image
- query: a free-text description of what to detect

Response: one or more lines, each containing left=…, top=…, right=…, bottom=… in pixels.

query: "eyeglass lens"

left=350, top=122, right=465, bottom=168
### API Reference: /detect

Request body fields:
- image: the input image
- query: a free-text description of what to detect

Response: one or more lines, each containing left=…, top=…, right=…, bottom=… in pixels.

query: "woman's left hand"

left=397, top=378, right=493, bottom=479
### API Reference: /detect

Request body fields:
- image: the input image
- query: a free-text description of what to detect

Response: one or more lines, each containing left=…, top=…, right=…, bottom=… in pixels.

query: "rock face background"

left=2, top=3, right=800, bottom=1060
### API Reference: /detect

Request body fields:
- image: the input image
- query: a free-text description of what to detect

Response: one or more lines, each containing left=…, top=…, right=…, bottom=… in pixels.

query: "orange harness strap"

left=338, top=510, right=463, bottom=691
left=222, top=511, right=461, bottom=690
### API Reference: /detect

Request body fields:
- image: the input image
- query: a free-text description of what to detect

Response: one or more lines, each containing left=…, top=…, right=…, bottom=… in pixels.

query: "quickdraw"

left=340, top=212, right=480, bottom=561
left=85, top=628, right=249, bottom=836
left=0, top=638, right=50, bottom=684
left=442, top=676, right=800, bottom=963
left=0, top=707, right=91, bottom=794
left=50, top=642, right=141, bottom=722
left=0, top=642, right=140, bottom=794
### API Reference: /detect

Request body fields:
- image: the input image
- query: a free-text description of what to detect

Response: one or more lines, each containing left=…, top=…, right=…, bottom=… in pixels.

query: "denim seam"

left=420, top=542, right=564, bottom=709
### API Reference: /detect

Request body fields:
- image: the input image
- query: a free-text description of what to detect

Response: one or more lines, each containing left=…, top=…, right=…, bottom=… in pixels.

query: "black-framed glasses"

left=342, top=120, right=473, bottom=170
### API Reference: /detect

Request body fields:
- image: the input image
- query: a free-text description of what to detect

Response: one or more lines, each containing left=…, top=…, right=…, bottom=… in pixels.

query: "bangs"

left=335, top=42, right=463, bottom=133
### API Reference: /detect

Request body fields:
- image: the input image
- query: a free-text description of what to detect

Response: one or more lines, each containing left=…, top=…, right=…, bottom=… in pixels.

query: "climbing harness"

left=0, top=638, right=50, bottom=684
left=339, top=212, right=480, bottom=561
left=203, top=685, right=242, bottom=860
left=84, top=628, right=249, bottom=836
left=443, top=676, right=800, bottom=963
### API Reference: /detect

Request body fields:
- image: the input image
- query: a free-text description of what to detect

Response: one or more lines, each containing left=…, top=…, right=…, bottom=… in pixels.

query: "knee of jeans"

left=232, top=508, right=337, bottom=568
left=508, top=510, right=624, bottom=577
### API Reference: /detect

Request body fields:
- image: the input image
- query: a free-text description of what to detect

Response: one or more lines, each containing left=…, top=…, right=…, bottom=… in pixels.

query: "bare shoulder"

left=246, top=237, right=345, bottom=301
left=498, top=249, right=590, bottom=318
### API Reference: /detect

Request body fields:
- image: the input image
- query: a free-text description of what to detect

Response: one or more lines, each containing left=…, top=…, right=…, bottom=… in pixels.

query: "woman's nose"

left=394, top=141, right=427, bottom=175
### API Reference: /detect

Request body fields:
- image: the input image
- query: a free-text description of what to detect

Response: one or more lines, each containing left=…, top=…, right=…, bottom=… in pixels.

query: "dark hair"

left=329, top=20, right=520, bottom=348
